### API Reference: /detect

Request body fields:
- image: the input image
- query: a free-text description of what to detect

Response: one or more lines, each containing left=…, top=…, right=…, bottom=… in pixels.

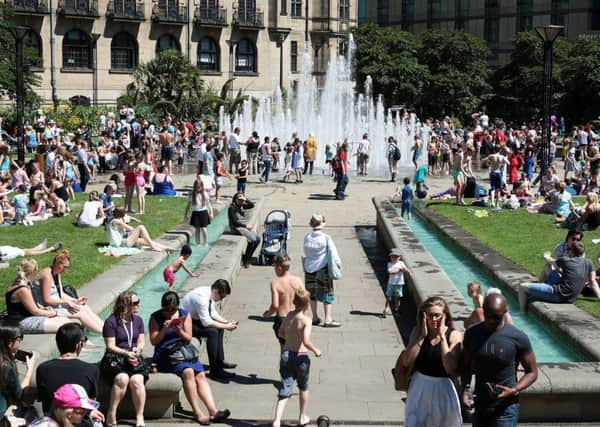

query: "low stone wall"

left=373, top=196, right=600, bottom=422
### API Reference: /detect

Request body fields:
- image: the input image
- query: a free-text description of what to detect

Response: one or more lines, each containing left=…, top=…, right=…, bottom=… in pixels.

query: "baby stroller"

left=258, top=210, right=291, bottom=265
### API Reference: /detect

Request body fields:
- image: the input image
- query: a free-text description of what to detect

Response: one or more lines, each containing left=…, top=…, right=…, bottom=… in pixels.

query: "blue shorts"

left=401, top=200, right=412, bottom=217
left=386, top=283, right=403, bottom=297
left=278, top=351, right=310, bottom=398
left=490, top=172, right=502, bottom=190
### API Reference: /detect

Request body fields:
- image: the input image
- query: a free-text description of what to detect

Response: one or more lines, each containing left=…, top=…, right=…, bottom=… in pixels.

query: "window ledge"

left=234, top=71, right=258, bottom=77
left=60, top=67, right=93, bottom=73
left=109, top=68, right=134, bottom=74
left=199, top=71, right=222, bottom=76
left=29, top=66, right=44, bottom=73
left=291, top=15, right=303, bottom=19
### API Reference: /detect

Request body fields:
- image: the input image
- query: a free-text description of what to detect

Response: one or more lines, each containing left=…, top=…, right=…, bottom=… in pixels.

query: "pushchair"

left=258, top=210, right=291, bottom=265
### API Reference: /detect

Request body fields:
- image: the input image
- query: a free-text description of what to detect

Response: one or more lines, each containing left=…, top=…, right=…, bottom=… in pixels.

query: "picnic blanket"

left=98, top=246, right=143, bottom=257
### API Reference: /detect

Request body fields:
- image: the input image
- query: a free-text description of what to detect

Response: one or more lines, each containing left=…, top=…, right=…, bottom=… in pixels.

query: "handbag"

left=392, top=350, right=414, bottom=391
left=164, top=341, right=199, bottom=365
left=100, top=351, right=148, bottom=378
left=325, top=235, right=342, bottom=280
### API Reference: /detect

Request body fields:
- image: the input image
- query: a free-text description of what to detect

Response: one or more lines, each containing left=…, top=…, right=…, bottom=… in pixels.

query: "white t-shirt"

left=77, top=200, right=103, bottom=227
left=388, top=260, right=406, bottom=285
left=181, top=286, right=226, bottom=327
left=229, top=133, right=241, bottom=149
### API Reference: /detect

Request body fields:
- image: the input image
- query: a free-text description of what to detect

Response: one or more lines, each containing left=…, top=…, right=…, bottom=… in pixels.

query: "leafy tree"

left=561, top=38, right=600, bottom=122
left=490, top=31, right=570, bottom=123
left=0, top=3, right=41, bottom=113
left=200, top=78, right=250, bottom=116
left=417, top=30, right=492, bottom=121
left=126, top=50, right=204, bottom=117
left=351, top=23, right=427, bottom=109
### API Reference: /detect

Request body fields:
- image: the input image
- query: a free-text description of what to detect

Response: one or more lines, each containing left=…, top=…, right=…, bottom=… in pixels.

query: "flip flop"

left=323, top=321, right=341, bottom=328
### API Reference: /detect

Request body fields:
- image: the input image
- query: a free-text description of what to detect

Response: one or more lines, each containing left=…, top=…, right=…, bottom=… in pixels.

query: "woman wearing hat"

left=30, top=383, right=104, bottom=427
left=302, top=214, right=342, bottom=327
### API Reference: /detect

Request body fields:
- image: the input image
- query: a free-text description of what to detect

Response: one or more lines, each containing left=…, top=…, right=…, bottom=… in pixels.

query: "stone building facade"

left=6, top=0, right=357, bottom=106
left=359, top=0, right=600, bottom=66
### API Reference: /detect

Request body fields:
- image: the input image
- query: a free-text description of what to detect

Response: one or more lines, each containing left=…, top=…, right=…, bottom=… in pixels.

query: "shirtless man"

left=263, top=256, right=305, bottom=349
left=484, top=148, right=509, bottom=208
left=159, top=122, right=174, bottom=173
left=272, top=289, right=321, bottom=427
left=451, top=146, right=466, bottom=205
left=411, top=136, right=422, bottom=169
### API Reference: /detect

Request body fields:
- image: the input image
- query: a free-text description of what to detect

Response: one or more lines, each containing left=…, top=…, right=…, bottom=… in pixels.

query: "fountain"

left=218, top=35, right=430, bottom=176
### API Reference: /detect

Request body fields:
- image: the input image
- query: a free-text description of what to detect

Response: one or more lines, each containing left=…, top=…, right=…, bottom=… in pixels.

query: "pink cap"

left=53, top=384, right=99, bottom=410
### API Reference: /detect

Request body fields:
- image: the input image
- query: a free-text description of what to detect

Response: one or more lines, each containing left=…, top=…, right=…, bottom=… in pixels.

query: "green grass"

left=427, top=200, right=600, bottom=318
left=1, top=194, right=187, bottom=311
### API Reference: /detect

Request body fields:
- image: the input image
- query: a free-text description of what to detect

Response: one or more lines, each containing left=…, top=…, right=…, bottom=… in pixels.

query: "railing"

left=57, top=0, right=99, bottom=17
left=194, top=6, right=226, bottom=25
left=6, top=0, right=49, bottom=14
left=232, top=7, right=263, bottom=28
left=106, top=0, right=145, bottom=20
left=151, top=3, right=187, bottom=23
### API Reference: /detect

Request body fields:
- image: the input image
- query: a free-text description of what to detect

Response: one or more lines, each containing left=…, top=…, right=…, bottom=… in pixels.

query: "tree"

left=200, top=78, right=250, bottom=117
left=490, top=31, right=570, bottom=123
left=127, top=50, right=204, bottom=116
left=561, top=38, right=600, bottom=122
left=352, top=23, right=427, bottom=109
left=0, top=3, right=41, bottom=112
left=417, top=30, right=492, bottom=121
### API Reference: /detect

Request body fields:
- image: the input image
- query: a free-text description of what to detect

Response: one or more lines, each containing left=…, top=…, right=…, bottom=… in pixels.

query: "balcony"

left=194, top=6, right=227, bottom=26
left=232, top=7, right=264, bottom=29
left=151, top=3, right=187, bottom=24
left=57, top=0, right=99, bottom=18
left=6, top=0, right=49, bottom=15
left=107, top=0, right=145, bottom=21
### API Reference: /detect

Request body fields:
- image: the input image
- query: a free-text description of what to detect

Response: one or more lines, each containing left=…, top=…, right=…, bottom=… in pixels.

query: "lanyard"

left=122, top=318, right=134, bottom=350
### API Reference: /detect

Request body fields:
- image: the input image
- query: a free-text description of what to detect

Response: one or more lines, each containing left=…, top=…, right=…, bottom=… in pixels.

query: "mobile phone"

left=169, top=315, right=187, bottom=327
left=15, top=350, right=33, bottom=362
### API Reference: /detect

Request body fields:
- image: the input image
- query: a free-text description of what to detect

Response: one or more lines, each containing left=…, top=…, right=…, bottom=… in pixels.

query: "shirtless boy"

left=262, top=256, right=305, bottom=349
left=483, top=148, right=509, bottom=208
left=162, top=244, right=198, bottom=290
left=272, top=289, right=321, bottom=427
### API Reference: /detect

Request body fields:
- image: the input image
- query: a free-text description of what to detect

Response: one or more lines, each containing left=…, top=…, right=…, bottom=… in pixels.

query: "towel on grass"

left=98, top=246, right=143, bottom=257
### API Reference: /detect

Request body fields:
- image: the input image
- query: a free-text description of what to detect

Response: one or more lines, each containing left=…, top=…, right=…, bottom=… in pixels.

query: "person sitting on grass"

left=106, top=207, right=174, bottom=253
left=0, top=240, right=63, bottom=263
left=519, top=240, right=600, bottom=312
left=538, top=230, right=582, bottom=283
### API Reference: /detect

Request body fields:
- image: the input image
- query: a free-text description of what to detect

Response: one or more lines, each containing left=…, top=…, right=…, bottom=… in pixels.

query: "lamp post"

left=226, top=39, right=238, bottom=98
left=535, top=24, right=563, bottom=177
left=91, top=33, right=100, bottom=106
left=14, top=25, right=29, bottom=163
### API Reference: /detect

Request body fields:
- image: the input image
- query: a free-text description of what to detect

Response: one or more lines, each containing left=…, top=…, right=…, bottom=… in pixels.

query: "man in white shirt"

left=182, top=279, right=238, bottom=380
left=357, top=133, right=370, bottom=176
left=228, top=127, right=242, bottom=173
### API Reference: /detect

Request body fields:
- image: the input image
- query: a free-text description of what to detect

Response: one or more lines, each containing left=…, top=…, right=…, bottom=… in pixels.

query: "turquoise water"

left=80, top=211, right=229, bottom=361
left=405, top=213, right=584, bottom=362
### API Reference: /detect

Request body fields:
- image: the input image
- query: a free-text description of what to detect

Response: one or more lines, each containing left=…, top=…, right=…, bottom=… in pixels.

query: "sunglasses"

left=426, top=312, right=443, bottom=320
left=131, top=300, right=140, bottom=306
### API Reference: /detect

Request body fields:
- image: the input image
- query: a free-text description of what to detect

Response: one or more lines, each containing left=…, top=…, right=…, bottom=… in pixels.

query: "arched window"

left=63, top=29, right=91, bottom=69
left=111, top=32, right=138, bottom=71
left=23, top=29, right=42, bottom=67
left=198, top=37, right=219, bottom=72
left=235, top=38, right=256, bottom=73
left=156, top=34, right=181, bottom=54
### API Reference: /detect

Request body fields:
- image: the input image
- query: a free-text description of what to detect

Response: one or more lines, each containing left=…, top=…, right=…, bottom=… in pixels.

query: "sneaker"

left=52, top=242, right=63, bottom=251
left=382, top=309, right=392, bottom=318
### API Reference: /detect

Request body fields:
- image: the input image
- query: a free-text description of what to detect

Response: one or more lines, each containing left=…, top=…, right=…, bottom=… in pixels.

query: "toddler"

left=383, top=248, right=410, bottom=317
left=162, top=244, right=198, bottom=291
left=235, top=160, right=249, bottom=194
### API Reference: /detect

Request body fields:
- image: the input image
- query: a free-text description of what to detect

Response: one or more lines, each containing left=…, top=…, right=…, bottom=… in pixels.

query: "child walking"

left=272, top=289, right=321, bottom=427
left=400, top=177, right=414, bottom=220
left=235, top=160, right=249, bottom=194
left=163, top=244, right=198, bottom=291
left=383, top=248, right=410, bottom=317
left=325, top=144, right=333, bottom=177
left=184, top=178, right=213, bottom=246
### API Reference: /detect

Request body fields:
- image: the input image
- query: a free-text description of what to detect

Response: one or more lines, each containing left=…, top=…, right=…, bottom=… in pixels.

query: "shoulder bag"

left=325, top=235, right=342, bottom=280
left=392, top=350, right=414, bottom=391
left=164, top=341, right=199, bottom=366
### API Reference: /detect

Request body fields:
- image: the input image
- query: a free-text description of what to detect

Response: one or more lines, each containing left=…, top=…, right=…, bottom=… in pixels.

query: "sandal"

left=323, top=321, right=341, bottom=328
left=210, top=409, right=231, bottom=423
left=312, top=317, right=322, bottom=326
left=195, top=417, right=210, bottom=426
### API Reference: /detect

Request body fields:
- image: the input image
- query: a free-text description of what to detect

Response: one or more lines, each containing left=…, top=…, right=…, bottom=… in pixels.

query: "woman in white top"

left=260, top=136, right=272, bottom=184
left=106, top=207, right=174, bottom=252
left=77, top=191, right=105, bottom=227
left=184, top=178, right=213, bottom=246
left=302, top=213, right=342, bottom=328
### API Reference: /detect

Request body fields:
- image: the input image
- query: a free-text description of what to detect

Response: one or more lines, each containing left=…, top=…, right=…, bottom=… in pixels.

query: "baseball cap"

left=389, top=248, right=402, bottom=257
left=53, top=384, right=99, bottom=410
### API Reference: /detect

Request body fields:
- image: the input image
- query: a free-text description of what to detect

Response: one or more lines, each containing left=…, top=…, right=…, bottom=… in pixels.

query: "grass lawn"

left=426, top=200, right=600, bottom=318
left=0, top=193, right=187, bottom=311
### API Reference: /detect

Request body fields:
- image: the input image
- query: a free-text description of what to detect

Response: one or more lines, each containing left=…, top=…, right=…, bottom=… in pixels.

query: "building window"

left=290, top=41, right=298, bottom=73
left=70, top=95, right=90, bottom=107
left=198, top=37, right=219, bottom=72
left=427, top=0, right=441, bottom=29
left=338, top=40, right=348, bottom=57
left=236, top=38, right=256, bottom=73
left=484, top=0, right=499, bottom=51
left=551, top=0, right=568, bottom=27
left=291, top=0, right=301, bottom=16
left=401, top=0, right=414, bottom=31
left=111, top=32, right=137, bottom=71
left=517, top=0, right=533, bottom=32
left=377, top=0, right=389, bottom=26
left=280, top=0, right=287, bottom=15
left=455, top=0, right=469, bottom=31
left=24, top=29, right=42, bottom=67
left=63, top=29, right=91, bottom=69
left=156, top=34, right=180, bottom=54
left=339, top=0, right=349, bottom=21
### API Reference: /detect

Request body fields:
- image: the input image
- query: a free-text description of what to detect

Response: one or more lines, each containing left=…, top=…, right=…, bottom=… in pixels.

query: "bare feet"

left=299, top=416, right=310, bottom=426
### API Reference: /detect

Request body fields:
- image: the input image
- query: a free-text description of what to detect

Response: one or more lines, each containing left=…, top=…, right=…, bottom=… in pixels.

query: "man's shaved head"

left=483, top=293, right=507, bottom=331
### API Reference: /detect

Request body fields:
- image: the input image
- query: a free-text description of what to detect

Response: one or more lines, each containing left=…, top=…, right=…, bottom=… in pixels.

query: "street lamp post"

left=14, top=25, right=29, bottom=163
left=91, top=33, right=101, bottom=107
left=535, top=24, right=563, bottom=178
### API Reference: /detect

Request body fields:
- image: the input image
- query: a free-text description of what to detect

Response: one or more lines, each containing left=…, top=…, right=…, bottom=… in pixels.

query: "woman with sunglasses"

left=0, top=325, right=35, bottom=423
left=37, top=250, right=104, bottom=333
left=149, top=292, right=230, bottom=425
left=102, top=291, right=146, bottom=427
left=400, top=296, right=463, bottom=427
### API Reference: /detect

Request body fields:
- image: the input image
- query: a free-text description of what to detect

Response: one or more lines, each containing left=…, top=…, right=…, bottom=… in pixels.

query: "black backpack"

left=392, top=145, right=401, bottom=161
